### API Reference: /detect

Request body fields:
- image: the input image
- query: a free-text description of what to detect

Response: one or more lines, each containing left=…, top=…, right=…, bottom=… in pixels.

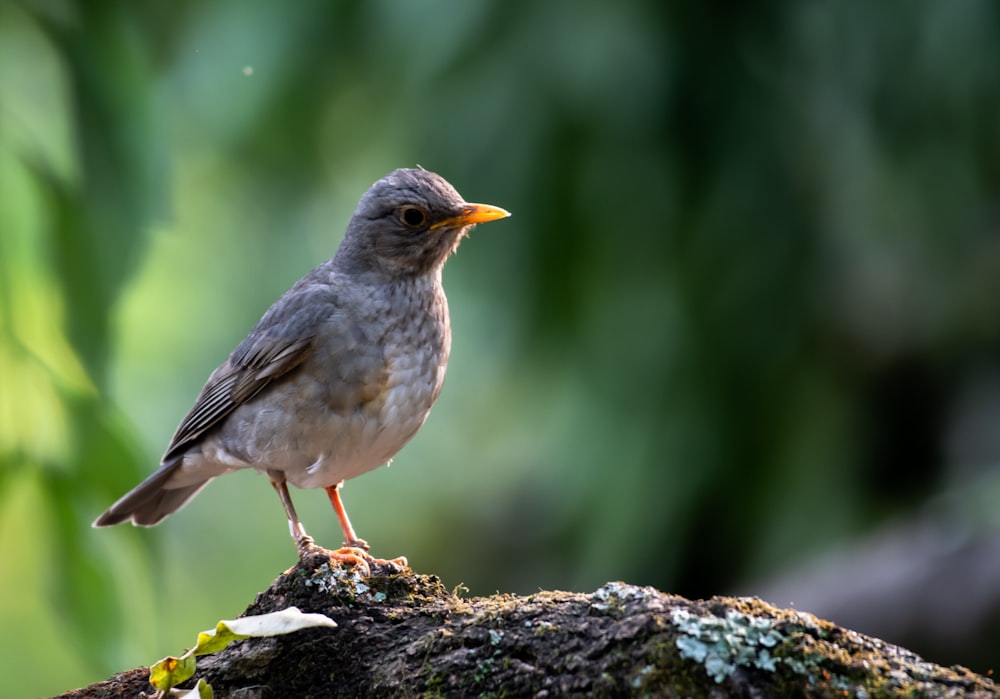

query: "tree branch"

left=57, top=551, right=996, bottom=698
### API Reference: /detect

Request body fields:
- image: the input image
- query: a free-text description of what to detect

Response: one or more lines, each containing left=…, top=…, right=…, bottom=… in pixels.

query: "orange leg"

left=269, top=474, right=371, bottom=572
left=324, top=481, right=366, bottom=549
left=324, top=482, right=408, bottom=572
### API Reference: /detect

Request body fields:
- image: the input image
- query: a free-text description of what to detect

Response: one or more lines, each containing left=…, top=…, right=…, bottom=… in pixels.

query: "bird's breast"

left=278, top=278, right=451, bottom=487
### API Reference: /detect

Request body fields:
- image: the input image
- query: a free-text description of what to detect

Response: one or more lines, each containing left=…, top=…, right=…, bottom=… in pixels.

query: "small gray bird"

left=94, top=168, right=509, bottom=562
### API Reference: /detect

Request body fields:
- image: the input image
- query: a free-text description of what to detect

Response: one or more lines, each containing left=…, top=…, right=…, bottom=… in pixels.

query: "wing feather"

left=163, top=332, right=314, bottom=461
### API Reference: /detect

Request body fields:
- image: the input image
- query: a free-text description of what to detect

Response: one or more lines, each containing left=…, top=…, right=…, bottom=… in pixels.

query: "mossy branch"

left=56, top=551, right=996, bottom=698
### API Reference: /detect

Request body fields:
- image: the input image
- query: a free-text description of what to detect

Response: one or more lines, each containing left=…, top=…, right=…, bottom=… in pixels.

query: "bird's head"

left=336, top=168, right=510, bottom=278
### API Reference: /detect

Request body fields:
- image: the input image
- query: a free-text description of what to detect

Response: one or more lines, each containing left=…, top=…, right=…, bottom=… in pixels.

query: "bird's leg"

left=324, top=481, right=367, bottom=549
left=267, top=473, right=374, bottom=574
left=268, top=472, right=315, bottom=555
left=325, top=482, right=408, bottom=571
left=269, top=473, right=373, bottom=574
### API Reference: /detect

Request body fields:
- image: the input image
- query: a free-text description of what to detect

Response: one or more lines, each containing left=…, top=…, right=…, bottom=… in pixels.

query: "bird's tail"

left=93, top=456, right=213, bottom=527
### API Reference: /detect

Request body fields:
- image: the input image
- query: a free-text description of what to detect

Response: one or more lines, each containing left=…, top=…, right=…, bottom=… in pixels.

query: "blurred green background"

left=3, top=0, right=1000, bottom=695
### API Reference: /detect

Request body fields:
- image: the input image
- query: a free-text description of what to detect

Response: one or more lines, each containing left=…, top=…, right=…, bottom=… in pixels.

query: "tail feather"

left=93, top=457, right=213, bottom=527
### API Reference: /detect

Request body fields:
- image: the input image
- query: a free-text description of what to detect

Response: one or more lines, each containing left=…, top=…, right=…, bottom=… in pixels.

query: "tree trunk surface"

left=56, top=550, right=996, bottom=698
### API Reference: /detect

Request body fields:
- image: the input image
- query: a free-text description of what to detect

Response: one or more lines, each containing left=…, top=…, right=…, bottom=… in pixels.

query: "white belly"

left=288, top=376, right=440, bottom=489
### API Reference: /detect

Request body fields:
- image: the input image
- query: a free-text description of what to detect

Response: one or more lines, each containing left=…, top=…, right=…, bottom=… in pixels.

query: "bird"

left=94, top=168, right=510, bottom=567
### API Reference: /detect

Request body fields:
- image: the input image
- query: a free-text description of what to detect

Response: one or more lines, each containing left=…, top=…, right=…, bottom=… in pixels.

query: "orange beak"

left=430, top=203, right=511, bottom=230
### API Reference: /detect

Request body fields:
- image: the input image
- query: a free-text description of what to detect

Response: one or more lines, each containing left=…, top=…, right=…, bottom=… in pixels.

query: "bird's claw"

left=332, top=546, right=408, bottom=575
left=295, top=539, right=408, bottom=577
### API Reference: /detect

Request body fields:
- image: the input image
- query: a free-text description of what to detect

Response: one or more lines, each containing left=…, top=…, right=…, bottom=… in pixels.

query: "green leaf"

left=192, top=622, right=249, bottom=657
left=149, top=653, right=197, bottom=692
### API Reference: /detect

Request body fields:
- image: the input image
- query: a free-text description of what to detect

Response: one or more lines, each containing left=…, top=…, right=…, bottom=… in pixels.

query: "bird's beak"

left=430, top=203, right=511, bottom=230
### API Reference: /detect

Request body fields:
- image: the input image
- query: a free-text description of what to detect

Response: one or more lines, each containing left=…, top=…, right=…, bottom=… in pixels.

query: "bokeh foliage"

left=2, top=0, right=1000, bottom=695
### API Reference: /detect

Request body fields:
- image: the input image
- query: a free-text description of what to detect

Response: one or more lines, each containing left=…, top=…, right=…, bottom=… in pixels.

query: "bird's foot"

left=295, top=540, right=407, bottom=577
left=335, top=540, right=408, bottom=575
left=344, top=537, right=371, bottom=552
left=293, top=541, right=372, bottom=576
left=318, top=546, right=370, bottom=577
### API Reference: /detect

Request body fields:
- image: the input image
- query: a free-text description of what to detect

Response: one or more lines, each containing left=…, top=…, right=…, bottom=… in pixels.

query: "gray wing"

left=93, top=275, right=352, bottom=528
left=162, top=272, right=386, bottom=459
left=92, top=330, right=314, bottom=529
left=162, top=270, right=359, bottom=459
left=162, top=329, right=314, bottom=461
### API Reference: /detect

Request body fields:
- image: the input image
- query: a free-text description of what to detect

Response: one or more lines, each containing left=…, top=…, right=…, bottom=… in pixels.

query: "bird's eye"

left=400, top=206, right=427, bottom=227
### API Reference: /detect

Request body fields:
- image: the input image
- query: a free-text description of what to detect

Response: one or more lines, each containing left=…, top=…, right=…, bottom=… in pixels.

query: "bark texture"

left=57, top=551, right=997, bottom=698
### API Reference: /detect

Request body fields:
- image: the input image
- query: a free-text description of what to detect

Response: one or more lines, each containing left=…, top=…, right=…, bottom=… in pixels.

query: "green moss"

left=419, top=662, right=448, bottom=698
left=473, top=656, right=495, bottom=683
left=527, top=619, right=554, bottom=636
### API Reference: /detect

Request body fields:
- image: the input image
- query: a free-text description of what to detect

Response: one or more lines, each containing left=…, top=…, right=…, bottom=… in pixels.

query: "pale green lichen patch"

left=591, top=581, right=656, bottom=615
left=303, top=562, right=387, bottom=602
left=630, top=663, right=655, bottom=689
left=667, top=597, right=880, bottom=694
left=671, top=607, right=787, bottom=683
left=661, top=595, right=996, bottom=697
